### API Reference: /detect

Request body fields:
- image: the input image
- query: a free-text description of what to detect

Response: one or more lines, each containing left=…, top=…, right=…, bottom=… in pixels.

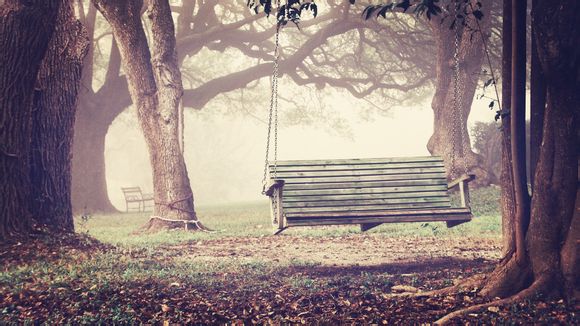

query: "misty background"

left=105, top=93, right=496, bottom=210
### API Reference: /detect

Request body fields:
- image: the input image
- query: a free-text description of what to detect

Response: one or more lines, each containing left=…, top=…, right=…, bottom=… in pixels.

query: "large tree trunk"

left=528, top=0, right=546, bottom=187
left=93, top=0, right=205, bottom=231
left=71, top=31, right=129, bottom=214
left=480, top=0, right=579, bottom=301
left=69, top=2, right=117, bottom=214
left=71, top=100, right=118, bottom=214
left=427, top=3, right=492, bottom=186
left=510, top=0, right=530, bottom=265
left=30, top=2, right=89, bottom=230
left=71, top=83, right=128, bottom=214
left=0, top=0, right=59, bottom=240
left=499, top=0, right=516, bottom=257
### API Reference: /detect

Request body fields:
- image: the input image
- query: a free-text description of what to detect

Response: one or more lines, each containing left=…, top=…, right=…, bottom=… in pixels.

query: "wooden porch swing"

left=261, top=18, right=475, bottom=235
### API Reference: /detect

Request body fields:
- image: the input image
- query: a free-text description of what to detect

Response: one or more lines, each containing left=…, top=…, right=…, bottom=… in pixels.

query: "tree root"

left=412, top=274, right=486, bottom=298
left=434, top=276, right=551, bottom=325
left=135, top=216, right=214, bottom=234
left=479, top=252, right=532, bottom=298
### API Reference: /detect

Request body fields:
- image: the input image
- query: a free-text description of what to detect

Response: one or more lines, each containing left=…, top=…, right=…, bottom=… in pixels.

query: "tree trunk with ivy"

left=29, top=2, right=89, bottom=231
left=92, top=0, right=206, bottom=231
left=0, top=0, right=60, bottom=240
left=427, top=1, right=492, bottom=187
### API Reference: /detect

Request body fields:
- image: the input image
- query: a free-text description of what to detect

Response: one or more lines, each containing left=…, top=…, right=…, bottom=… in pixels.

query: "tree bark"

left=499, top=0, right=516, bottom=258
left=510, top=0, right=530, bottom=265
left=30, top=2, right=89, bottom=230
left=527, top=0, right=579, bottom=297
left=0, top=0, right=60, bottom=240
left=480, top=0, right=580, bottom=301
left=92, top=0, right=204, bottom=231
left=427, top=2, right=492, bottom=186
left=71, top=33, right=128, bottom=214
left=529, top=0, right=546, bottom=187
left=71, top=83, right=128, bottom=214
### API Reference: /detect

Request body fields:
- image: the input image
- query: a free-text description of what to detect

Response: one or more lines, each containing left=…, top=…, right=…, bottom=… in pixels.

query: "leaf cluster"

left=247, top=0, right=318, bottom=28
left=358, top=0, right=484, bottom=27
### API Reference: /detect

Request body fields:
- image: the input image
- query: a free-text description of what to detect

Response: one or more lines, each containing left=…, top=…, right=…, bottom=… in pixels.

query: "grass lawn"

left=1, top=186, right=576, bottom=324
left=80, top=185, right=502, bottom=247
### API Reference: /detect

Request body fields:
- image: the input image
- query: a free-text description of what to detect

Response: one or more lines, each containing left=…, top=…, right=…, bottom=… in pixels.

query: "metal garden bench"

left=121, top=187, right=154, bottom=212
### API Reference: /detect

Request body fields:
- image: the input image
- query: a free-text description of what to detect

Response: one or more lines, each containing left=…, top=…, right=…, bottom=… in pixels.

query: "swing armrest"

left=447, top=174, right=476, bottom=189
left=264, top=179, right=285, bottom=196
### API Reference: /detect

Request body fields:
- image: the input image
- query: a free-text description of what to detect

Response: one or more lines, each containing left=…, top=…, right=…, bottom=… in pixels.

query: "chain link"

left=261, top=24, right=281, bottom=193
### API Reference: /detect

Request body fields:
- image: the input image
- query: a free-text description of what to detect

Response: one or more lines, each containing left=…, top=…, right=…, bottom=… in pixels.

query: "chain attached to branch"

left=450, top=15, right=461, bottom=179
left=261, top=21, right=281, bottom=194
left=450, top=3, right=470, bottom=179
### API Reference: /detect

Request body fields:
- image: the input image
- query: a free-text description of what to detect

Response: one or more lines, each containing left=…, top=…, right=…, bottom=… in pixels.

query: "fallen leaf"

left=488, top=306, right=499, bottom=313
left=391, top=285, right=418, bottom=293
left=161, top=304, right=172, bottom=313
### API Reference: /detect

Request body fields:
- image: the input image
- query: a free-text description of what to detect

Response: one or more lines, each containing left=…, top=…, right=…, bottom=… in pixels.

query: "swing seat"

left=264, top=156, right=475, bottom=234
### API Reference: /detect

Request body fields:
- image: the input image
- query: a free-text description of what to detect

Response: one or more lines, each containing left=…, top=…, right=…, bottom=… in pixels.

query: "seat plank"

left=271, top=156, right=443, bottom=166
left=283, top=190, right=450, bottom=202
left=282, top=197, right=451, bottom=208
left=283, top=185, right=447, bottom=197
left=282, top=179, right=448, bottom=191
left=279, top=173, right=447, bottom=185
left=285, top=207, right=471, bottom=219
left=284, top=202, right=452, bottom=214
left=270, top=163, right=445, bottom=173
left=286, top=214, right=472, bottom=226
left=271, top=167, right=446, bottom=179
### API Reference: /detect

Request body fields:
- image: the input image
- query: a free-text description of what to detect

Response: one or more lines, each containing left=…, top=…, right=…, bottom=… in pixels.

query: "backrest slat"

left=269, top=156, right=451, bottom=214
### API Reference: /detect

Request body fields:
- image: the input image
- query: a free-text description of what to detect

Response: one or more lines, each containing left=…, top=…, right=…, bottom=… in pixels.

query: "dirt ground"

left=1, top=233, right=578, bottom=324
left=164, top=234, right=502, bottom=266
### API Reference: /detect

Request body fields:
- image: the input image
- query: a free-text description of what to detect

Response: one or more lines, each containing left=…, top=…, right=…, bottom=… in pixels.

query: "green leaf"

left=362, top=6, right=376, bottom=20
left=395, top=0, right=411, bottom=12
left=377, top=4, right=393, bottom=18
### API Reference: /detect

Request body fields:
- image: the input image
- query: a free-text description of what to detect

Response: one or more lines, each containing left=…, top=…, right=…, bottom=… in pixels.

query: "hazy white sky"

left=105, top=93, right=497, bottom=210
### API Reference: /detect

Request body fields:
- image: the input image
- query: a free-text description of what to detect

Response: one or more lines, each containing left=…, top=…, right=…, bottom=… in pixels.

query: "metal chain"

left=450, top=15, right=460, bottom=179
left=261, top=24, right=281, bottom=193
left=271, top=190, right=279, bottom=225
left=273, top=29, right=279, bottom=179
left=454, top=6, right=469, bottom=177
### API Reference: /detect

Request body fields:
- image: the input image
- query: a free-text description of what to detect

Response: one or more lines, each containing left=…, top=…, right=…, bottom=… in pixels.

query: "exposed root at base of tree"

left=136, top=216, right=214, bottom=233
left=434, top=276, right=554, bottom=325
left=411, top=274, right=486, bottom=298
left=479, top=253, right=533, bottom=298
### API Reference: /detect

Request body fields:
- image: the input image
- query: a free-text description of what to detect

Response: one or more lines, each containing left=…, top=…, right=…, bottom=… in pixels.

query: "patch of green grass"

left=76, top=201, right=272, bottom=247
left=75, top=186, right=501, bottom=247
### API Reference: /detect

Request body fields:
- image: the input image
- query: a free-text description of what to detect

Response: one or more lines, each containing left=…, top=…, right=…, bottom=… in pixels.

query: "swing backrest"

left=268, top=156, right=452, bottom=219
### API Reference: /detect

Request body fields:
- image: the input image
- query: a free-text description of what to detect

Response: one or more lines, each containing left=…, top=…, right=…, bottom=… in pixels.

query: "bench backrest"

left=269, top=156, right=451, bottom=217
left=121, top=187, right=143, bottom=201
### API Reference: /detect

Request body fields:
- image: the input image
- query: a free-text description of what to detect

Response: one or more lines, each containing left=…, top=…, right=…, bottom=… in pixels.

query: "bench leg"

left=273, top=227, right=287, bottom=235
left=360, top=223, right=382, bottom=232
left=446, top=220, right=469, bottom=228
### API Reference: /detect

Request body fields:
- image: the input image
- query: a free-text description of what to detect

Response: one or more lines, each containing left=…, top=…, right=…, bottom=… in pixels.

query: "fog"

left=105, top=93, right=495, bottom=210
